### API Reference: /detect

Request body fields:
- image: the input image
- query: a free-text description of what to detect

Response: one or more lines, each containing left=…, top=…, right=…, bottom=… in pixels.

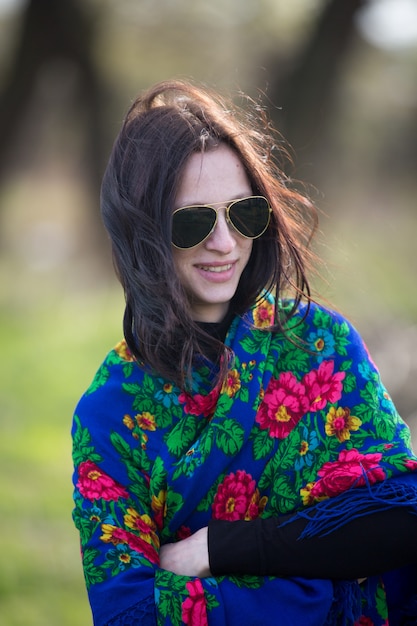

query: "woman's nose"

left=204, top=210, right=236, bottom=253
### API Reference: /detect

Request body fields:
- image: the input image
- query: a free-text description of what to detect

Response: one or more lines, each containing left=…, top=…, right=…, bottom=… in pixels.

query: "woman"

left=72, top=79, right=417, bottom=625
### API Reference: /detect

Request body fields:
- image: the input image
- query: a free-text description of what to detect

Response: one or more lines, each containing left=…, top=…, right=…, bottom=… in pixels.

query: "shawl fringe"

left=286, top=474, right=417, bottom=539
left=325, top=580, right=362, bottom=625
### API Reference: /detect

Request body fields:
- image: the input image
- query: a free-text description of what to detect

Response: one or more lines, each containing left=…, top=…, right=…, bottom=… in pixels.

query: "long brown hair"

left=100, top=79, right=318, bottom=389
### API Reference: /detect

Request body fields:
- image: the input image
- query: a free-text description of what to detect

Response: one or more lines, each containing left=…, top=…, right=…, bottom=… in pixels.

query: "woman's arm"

left=160, top=527, right=210, bottom=577
left=209, top=506, right=417, bottom=579
left=160, top=504, right=417, bottom=580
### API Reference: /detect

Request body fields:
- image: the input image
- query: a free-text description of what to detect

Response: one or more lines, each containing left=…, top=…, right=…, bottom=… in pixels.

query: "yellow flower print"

left=151, top=490, right=167, bottom=530
left=135, top=411, right=157, bottom=431
left=114, top=340, right=134, bottom=361
left=124, top=509, right=159, bottom=548
left=222, top=369, right=241, bottom=398
left=300, top=482, right=328, bottom=506
left=300, top=482, right=316, bottom=506
left=100, top=523, right=125, bottom=545
left=119, top=552, right=131, bottom=564
left=244, top=490, right=268, bottom=520
left=253, top=301, right=274, bottom=328
left=275, top=405, right=292, bottom=423
left=325, top=406, right=362, bottom=443
left=123, top=414, right=135, bottom=430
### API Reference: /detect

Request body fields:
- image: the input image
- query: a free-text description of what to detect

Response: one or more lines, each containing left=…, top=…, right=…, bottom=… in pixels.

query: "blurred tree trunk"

left=267, top=0, right=366, bottom=155
left=0, top=0, right=104, bottom=190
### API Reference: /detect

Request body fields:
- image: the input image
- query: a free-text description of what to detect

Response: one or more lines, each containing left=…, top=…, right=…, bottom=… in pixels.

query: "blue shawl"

left=72, top=296, right=417, bottom=625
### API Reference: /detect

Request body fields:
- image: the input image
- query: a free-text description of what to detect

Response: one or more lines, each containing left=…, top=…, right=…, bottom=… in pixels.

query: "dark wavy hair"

left=100, top=79, right=318, bottom=389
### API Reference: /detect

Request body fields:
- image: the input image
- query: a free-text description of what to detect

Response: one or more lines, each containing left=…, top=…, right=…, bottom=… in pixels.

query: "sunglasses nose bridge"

left=204, top=205, right=237, bottom=250
left=213, top=204, right=234, bottom=234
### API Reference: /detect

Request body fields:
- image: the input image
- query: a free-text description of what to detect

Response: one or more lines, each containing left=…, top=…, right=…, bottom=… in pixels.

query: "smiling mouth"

left=197, top=263, right=233, bottom=273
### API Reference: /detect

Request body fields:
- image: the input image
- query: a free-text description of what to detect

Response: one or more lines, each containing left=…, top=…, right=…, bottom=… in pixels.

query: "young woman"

left=72, top=80, right=417, bottom=625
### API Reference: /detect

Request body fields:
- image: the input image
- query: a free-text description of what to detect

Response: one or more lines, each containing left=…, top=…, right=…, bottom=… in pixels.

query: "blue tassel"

left=283, top=474, right=417, bottom=539
left=324, top=580, right=362, bottom=625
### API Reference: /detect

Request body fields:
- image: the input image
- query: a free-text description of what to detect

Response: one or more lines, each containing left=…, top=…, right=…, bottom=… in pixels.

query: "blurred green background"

left=0, top=0, right=416, bottom=624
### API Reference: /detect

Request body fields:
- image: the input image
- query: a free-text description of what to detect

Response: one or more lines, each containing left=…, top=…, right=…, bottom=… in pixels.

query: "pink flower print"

left=404, top=458, right=417, bottom=471
left=212, top=470, right=257, bottom=521
left=100, top=524, right=130, bottom=545
left=179, top=385, right=220, bottom=418
left=76, top=460, right=129, bottom=501
left=256, top=372, right=310, bottom=438
left=182, top=579, right=208, bottom=626
left=100, top=524, right=159, bottom=564
left=303, top=360, right=345, bottom=411
left=312, top=449, right=385, bottom=498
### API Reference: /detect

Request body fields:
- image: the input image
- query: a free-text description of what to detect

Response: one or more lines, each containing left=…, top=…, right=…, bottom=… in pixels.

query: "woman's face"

left=172, top=144, right=253, bottom=322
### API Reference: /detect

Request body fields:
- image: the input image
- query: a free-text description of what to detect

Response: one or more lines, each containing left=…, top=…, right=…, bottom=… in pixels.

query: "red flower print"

left=124, top=533, right=159, bottom=564
left=354, top=617, right=374, bottom=626
left=100, top=524, right=159, bottom=564
left=177, top=525, right=192, bottom=540
left=182, top=579, right=208, bottom=626
left=256, top=372, right=310, bottom=438
left=212, top=470, right=257, bottom=521
left=179, top=386, right=220, bottom=418
left=311, top=449, right=385, bottom=498
left=151, top=490, right=166, bottom=530
left=76, top=460, right=129, bottom=501
left=301, top=481, right=328, bottom=505
left=303, top=360, right=345, bottom=411
left=245, top=490, right=267, bottom=520
left=404, top=458, right=417, bottom=471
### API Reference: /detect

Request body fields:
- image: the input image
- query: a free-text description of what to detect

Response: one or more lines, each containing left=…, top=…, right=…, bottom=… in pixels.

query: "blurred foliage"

left=0, top=0, right=416, bottom=624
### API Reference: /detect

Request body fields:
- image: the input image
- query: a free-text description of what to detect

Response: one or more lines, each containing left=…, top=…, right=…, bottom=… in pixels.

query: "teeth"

left=199, top=264, right=232, bottom=272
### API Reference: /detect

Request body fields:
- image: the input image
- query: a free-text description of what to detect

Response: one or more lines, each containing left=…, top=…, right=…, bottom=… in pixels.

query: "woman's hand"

left=159, top=527, right=211, bottom=578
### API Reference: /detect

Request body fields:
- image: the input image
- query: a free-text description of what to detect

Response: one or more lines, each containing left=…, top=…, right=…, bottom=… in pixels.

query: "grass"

left=0, top=278, right=123, bottom=626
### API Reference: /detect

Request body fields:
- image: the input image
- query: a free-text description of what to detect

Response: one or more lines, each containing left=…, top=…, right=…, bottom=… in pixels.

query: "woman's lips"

left=195, top=261, right=237, bottom=281
left=197, top=263, right=233, bottom=273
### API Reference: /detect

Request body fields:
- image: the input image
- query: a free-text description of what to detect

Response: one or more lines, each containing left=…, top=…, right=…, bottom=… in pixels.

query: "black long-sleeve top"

left=208, top=508, right=417, bottom=579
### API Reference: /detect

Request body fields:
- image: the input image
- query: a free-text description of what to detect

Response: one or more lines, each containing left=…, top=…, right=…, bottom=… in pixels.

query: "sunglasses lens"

left=229, top=197, right=270, bottom=238
left=172, top=207, right=216, bottom=248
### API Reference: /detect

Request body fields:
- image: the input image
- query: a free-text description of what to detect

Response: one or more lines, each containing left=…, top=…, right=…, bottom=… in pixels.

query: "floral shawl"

left=72, top=296, right=417, bottom=626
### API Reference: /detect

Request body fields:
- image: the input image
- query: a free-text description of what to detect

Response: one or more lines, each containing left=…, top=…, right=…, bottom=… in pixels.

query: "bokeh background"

left=0, top=0, right=416, bottom=624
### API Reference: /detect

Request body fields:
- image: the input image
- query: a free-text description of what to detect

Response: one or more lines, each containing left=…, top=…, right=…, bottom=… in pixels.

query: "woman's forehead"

left=175, top=145, right=252, bottom=208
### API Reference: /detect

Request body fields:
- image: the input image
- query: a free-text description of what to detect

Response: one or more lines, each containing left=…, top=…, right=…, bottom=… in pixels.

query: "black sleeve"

left=208, top=508, right=417, bottom=580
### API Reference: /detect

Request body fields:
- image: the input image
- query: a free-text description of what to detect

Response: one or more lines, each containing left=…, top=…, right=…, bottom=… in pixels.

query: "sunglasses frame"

left=171, top=195, right=272, bottom=250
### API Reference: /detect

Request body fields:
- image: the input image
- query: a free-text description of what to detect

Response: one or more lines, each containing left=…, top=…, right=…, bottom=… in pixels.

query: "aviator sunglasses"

left=171, top=195, right=272, bottom=249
